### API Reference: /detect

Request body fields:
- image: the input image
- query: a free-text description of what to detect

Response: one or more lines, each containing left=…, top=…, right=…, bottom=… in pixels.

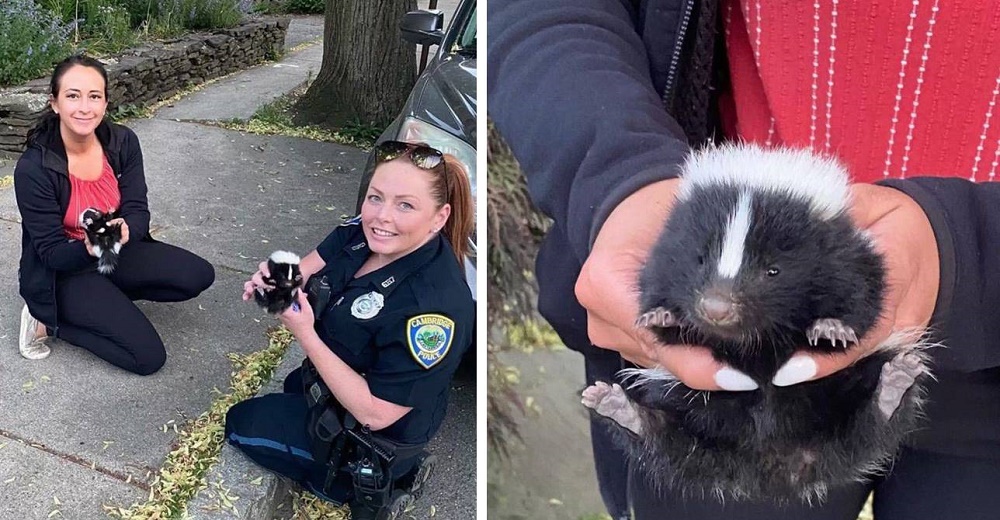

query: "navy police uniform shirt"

left=311, top=218, right=474, bottom=445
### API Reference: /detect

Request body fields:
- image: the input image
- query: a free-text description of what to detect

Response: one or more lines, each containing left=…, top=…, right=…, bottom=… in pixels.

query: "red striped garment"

left=719, top=0, right=1000, bottom=182
left=63, top=154, right=121, bottom=240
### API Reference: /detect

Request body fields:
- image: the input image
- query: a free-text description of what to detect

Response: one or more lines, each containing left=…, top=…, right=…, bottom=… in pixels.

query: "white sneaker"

left=18, top=305, right=50, bottom=360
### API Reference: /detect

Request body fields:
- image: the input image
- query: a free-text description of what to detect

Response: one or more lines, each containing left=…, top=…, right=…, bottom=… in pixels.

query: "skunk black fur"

left=80, top=208, right=123, bottom=275
left=582, top=143, right=932, bottom=503
left=254, top=251, right=303, bottom=314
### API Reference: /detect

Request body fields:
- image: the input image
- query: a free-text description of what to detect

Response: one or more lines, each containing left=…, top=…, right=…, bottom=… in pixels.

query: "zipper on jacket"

left=661, top=0, right=696, bottom=108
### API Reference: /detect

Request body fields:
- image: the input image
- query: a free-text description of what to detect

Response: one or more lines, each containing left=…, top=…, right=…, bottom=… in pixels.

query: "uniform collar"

left=342, top=227, right=443, bottom=296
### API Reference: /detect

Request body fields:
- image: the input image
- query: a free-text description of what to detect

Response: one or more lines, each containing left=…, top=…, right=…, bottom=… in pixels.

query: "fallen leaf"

left=549, top=498, right=564, bottom=506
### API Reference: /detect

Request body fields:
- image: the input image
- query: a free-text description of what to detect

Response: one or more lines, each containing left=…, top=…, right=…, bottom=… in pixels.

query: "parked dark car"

left=356, top=0, right=477, bottom=300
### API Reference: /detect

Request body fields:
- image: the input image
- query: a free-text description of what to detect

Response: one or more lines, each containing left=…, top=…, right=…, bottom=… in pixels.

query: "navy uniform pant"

left=225, top=367, right=350, bottom=503
left=225, top=368, right=424, bottom=506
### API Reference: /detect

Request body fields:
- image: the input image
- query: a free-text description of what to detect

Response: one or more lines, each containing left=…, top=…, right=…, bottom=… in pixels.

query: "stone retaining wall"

left=0, top=17, right=289, bottom=154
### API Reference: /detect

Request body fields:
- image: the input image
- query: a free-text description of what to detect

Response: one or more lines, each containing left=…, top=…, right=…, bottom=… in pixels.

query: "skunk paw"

left=582, top=382, right=643, bottom=435
left=806, top=318, right=858, bottom=349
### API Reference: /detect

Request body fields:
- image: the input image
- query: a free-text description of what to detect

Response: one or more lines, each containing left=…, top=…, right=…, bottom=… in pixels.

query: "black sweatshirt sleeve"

left=115, top=127, right=151, bottom=242
left=13, top=149, right=95, bottom=272
left=487, top=0, right=692, bottom=263
left=879, top=178, right=1000, bottom=372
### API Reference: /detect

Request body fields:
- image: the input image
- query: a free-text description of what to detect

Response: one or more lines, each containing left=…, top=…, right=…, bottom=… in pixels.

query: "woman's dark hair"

left=24, top=54, right=110, bottom=147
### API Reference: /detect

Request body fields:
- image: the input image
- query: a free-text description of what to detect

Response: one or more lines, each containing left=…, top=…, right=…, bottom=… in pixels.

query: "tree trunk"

left=294, top=0, right=418, bottom=128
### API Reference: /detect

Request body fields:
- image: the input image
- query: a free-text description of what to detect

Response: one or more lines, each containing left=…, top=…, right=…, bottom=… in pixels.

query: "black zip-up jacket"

left=14, top=120, right=151, bottom=335
left=487, top=0, right=1000, bottom=377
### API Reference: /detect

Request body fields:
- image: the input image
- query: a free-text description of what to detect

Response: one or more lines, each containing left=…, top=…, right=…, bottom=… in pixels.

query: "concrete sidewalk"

left=0, top=11, right=474, bottom=520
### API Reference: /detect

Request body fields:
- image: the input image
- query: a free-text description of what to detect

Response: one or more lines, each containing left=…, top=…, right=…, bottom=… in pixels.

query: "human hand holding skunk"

left=580, top=144, right=939, bottom=501
left=108, top=218, right=129, bottom=245
left=242, top=260, right=275, bottom=301
left=577, top=178, right=738, bottom=391
left=578, top=177, right=940, bottom=391
left=769, top=183, right=939, bottom=387
left=248, top=251, right=304, bottom=314
left=278, top=290, right=316, bottom=340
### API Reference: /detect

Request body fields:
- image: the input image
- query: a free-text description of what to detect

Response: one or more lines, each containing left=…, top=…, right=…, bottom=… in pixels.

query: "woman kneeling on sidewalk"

left=14, top=54, right=215, bottom=375
left=227, top=141, right=475, bottom=519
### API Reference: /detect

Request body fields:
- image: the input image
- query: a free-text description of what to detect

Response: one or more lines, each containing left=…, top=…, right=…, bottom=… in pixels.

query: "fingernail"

left=714, top=367, right=759, bottom=391
left=772, top=356, right=818, bottom=387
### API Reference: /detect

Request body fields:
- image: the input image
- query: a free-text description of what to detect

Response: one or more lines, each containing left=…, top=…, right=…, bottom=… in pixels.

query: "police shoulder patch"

left=406, top=314, right=455, bottom=369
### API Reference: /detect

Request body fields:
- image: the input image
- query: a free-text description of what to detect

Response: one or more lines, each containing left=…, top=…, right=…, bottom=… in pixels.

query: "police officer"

left=226, top=141, right=475, bottom=518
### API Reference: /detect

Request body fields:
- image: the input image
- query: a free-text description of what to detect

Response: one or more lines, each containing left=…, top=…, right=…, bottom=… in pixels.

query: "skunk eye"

left=766, top=267, right=780, bottom=277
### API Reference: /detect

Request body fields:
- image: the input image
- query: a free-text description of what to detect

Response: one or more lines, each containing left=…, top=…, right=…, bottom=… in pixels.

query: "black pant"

left=54, top=240, right=214, bottom=375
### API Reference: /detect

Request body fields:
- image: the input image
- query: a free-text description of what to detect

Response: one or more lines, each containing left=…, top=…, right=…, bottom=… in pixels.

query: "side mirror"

left=400, top=9, right=445, bottom=46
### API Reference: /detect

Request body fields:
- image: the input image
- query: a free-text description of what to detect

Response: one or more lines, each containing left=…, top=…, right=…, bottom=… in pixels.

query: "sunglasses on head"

left=375, top=141, right=447, bottom=172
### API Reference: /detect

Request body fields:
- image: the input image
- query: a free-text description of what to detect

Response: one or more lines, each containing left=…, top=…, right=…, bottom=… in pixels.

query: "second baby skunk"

left=81, top=209, right=123, bottom=275
left=254, top=250, right=303, bottom=314
left=582, top=143, right=933, bottom=503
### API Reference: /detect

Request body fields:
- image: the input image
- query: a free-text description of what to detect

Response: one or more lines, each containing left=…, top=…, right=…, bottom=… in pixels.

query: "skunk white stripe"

left=717, top=193, right=753, bottom=279
left=269, top=250, right=301, bottom=265
left=678, top=143, right=850, bottom=221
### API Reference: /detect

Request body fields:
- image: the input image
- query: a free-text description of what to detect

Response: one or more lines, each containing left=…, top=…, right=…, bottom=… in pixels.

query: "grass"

left=214, top=82, right=381, bottom=151
left=287, top=490, right=351, bottom=519
left=105, top=327, right=295, bottom=519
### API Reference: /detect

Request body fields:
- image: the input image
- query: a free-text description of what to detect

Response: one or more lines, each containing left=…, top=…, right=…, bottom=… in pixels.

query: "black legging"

left=54, top=240, right=214, bottom=375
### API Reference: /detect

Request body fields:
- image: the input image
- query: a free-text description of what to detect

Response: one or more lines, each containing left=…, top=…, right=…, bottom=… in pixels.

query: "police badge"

left=350, top=291, right=384, bottom=319
left=407, top=314, right=455, bottom=369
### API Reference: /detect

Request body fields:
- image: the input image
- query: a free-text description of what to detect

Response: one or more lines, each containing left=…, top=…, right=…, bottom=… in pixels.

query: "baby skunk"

left=582, top=143, right=932, bottom=503
left=80, top=209, right=123, bottom=275
left=254, top=250, right=303, bottom=314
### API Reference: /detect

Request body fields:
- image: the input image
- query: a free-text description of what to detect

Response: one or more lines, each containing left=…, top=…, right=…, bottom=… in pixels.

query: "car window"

left=456, top=5, right=476, bottom=54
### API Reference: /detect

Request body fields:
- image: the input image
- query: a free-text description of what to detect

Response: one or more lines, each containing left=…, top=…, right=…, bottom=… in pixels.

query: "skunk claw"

left=635, top=307, right=677, bottom=329
left=806, top=319, right=858, bottom=349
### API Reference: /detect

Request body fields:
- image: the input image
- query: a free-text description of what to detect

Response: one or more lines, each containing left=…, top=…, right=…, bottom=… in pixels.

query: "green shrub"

left=39, top=0, right=140, bottom=55
left=118, top=0, right=248, bottom=33
left=0, top=0, right=73, bottom=87
left=151, top=0, right=245, bottom=30
left=283, top=0, right=324, bottom=14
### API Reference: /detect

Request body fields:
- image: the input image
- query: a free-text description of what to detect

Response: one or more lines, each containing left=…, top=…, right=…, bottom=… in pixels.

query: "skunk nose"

left=698, top=292, right=737, bottom=324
